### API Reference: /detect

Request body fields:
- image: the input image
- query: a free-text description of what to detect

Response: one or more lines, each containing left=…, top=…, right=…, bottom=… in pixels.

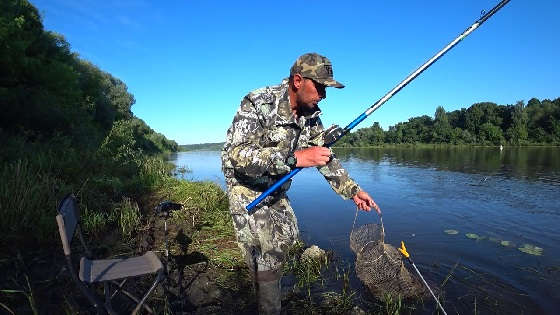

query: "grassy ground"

left=0, top=146, right=427, bottom=314
left=0, top=169, right=423, bottom=314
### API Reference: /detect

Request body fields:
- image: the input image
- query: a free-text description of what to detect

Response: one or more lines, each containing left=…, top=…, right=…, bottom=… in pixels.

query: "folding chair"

left=55, top=194, right=165, bottom=315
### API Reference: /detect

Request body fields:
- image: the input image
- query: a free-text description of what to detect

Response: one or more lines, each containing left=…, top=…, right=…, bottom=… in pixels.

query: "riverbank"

left=0, top=155, right=318, bottom=313
left=0, top=151, right=250, bottom=313
left=0, top=156, right=419, bottom=313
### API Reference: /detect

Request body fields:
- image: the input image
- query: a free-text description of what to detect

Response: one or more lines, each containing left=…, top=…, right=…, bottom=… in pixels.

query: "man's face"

left=296, top=77, right=326, bottom=112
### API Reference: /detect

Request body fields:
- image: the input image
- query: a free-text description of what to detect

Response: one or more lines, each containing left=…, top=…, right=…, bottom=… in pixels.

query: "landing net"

left=350, top=212, right=425, bottom=299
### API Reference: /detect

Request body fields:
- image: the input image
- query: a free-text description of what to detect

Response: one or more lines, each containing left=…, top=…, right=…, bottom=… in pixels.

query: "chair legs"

left=104, top=282, right=118, bottom=315
left=97, top=270, right=165, bottom=315
left=110, top=279, right=128, bottom=300
left=131, top=270, right=165, bottom=315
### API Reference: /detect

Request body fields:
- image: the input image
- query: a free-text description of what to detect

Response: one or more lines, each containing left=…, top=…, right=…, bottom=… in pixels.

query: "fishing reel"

left=154, top=200, right=183, bottom=219
left=323, top=124, right=345, bottom=147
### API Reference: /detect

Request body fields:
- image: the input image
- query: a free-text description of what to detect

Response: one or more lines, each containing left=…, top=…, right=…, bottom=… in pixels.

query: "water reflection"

left=335, top=146, right=560, bottom=184
left=168, top=147, right=560, bottom=314
left=168, top=151, right=225, bottom=188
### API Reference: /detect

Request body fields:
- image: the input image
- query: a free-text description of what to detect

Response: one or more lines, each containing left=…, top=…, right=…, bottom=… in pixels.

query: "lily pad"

left=518, top=244, right=543, bottom=256
left=500, top=240, right=513, bottom=247
left=465, top=233, right=480, bottom=239
left=444, top=229, right=459, bottom=235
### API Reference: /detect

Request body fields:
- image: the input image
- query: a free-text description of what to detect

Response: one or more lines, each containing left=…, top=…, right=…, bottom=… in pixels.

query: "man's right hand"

left=294, top=147, right=332, bottom=167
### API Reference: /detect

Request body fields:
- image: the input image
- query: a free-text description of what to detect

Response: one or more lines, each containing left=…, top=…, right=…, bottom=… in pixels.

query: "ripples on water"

left=169, top=147, right=560, bottom=314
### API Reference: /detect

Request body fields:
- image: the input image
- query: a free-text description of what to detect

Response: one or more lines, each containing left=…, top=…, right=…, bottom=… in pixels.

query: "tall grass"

left=0, top=159, right=64, bottom=245
left=117, top=197, right=141, bottom=238
left=0, top=133, right=176, bottom=249
left=81, top=205, right=114, bottom=237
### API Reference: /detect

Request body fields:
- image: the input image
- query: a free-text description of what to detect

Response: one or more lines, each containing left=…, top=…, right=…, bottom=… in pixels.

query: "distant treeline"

left=179, top=142, right=225, bottom=151
left=336, top=98, right=560, bottom=147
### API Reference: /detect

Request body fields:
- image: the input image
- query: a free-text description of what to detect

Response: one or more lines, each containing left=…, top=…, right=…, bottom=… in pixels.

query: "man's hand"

left=294, top=147, right=331, bottom=167
left=352, top=191, right=381, bottom=214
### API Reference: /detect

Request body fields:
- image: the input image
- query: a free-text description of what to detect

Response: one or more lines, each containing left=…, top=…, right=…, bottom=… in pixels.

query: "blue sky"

left=32, top=0, right=559, bottom=145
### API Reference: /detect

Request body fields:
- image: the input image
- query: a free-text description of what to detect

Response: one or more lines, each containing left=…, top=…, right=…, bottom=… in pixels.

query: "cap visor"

left=318, top=78, right=345, bottom=89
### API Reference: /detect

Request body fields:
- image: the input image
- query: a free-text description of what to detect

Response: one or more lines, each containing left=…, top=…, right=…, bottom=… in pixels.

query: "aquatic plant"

left=518, top=244, right=543, bottom=256
left=465, top=233, right=479, bottom=239
left=500, top=240, right=513, bottom=247
left=444, top=229, right=459, bottom=235
left=382, top=292, right=403, bottom=315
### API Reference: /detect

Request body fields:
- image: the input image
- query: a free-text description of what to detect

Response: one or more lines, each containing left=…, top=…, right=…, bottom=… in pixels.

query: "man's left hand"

left=352, top=191, right=381, bottom=214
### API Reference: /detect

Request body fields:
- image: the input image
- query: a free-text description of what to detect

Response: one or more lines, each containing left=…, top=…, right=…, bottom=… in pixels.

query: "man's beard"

left=297, top=102, right=319, bottom=117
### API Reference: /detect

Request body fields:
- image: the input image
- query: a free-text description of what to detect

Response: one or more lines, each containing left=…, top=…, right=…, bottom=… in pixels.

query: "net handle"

left=351, top=206, right=385, bottom=244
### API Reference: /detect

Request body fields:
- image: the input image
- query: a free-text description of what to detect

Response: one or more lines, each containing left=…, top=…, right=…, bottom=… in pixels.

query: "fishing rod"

left=246, top=0, right=511, bottom=211
left=399, top=241, right=448, bottom=315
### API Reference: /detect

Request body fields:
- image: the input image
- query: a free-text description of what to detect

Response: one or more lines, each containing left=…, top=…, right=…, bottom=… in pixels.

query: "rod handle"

left=245, top=168, right=302, bottom=211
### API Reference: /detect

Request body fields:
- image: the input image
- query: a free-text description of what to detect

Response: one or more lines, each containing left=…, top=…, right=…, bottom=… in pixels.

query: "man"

left=221, top=53, right=381, bottom=314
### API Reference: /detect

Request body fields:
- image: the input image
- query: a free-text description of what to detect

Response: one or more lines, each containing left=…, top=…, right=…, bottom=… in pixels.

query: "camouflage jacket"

left=221, top=79, right=361, bottom=200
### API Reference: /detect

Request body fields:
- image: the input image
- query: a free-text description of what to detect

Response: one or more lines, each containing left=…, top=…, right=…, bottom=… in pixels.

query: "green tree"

left=526, top=98, right=559, bottom=143
left=447, top=108, right=467, bottom=129
left=385, top=124, right=403, bottom=143
left=337, top=97, right=558, bottom=146
left=505, top=101, right=528, bottom=144
left=0, top=0, right=177, bottom=155
left=433, top=106, right=452, bottom=143
left=478, top=122, right=503, bottom=145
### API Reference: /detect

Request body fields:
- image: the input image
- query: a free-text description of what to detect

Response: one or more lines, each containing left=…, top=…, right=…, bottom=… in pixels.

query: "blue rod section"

left=246, top=167, right=302, bottom=211
left=344, top=113, right=368, bottom=131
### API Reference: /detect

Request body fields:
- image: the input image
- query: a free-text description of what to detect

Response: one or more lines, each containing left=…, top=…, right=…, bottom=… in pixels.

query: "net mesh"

left=350, top=222, right=426, bottom=300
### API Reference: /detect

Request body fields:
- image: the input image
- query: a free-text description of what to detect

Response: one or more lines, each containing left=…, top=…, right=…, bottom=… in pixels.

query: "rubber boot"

left=257, top=278, right=281, bottom=315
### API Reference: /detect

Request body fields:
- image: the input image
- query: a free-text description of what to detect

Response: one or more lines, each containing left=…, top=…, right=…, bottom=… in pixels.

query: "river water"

left=168, top=147, right=560, bottom=314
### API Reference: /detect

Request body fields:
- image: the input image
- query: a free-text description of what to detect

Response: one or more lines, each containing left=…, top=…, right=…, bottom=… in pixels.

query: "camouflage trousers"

left=226, top=184, right=299, bottom=277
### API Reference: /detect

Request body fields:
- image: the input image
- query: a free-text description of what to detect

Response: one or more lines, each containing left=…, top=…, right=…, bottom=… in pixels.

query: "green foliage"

left=0, top=0, right=178, bottom=247
left=283, top=241, right=329, bottom=298
left=156, top=178, right=243, bottom=269
left=501, top=101, right=527, bottom=144
left=338, top=122, right=385, bottom=147
left=116, top=197, right=141, bottom=238
left=433, top=106, right=452, bottom=143
left=0, top=3, right=243, bottom=313
left=0, top=0, right=177, bottom=154
left=179, top=142, right=225, bottom=151
left=99, top=119, right=144, bottom=167
left=0, top=132, right=176, bottom=246
left=81, top=206, right=115, bottom=237
left=0, top=159, right=63, bottom=244
left=478, top=122, right=504, bottom=145
left=336, top=97, right=560, bottom=147
left=382, top=293, right=403, bottom=315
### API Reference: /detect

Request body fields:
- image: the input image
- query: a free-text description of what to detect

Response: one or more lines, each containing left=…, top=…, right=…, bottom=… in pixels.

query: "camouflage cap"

left=290, top=53, right=344, bottom=89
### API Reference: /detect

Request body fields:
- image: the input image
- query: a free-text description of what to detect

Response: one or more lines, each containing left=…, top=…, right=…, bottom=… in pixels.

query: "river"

left=168, top=147, right=560, bottom=314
